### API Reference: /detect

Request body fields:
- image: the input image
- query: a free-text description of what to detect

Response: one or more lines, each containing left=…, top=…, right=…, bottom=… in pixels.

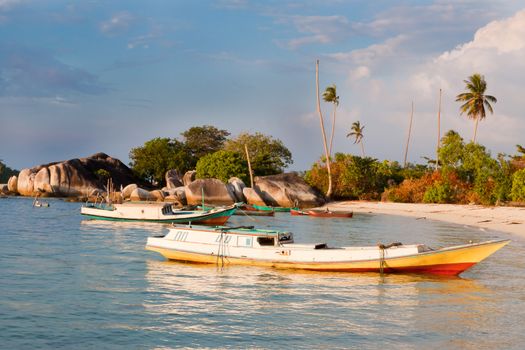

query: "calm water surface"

left=1, top=197, right=524, bottom=349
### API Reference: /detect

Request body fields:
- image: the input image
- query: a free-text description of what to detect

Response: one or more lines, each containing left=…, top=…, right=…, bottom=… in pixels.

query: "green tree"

left=196, top=150, right=249, bottom=183
left=438, top=130, right=510, bottom=204
left=129, top=137, right=191, bottom=185
left=322, top=84, right=339, bottom=157
left=438, top=130, right=464, bottom=170
left=224, top=132, right=292, bottom=176
left=0, top=159, right=19, bottom=183
left=181, top=125, right=230, bottom=167
left=455, top=73, right=497, bottom=143
left=347, top=121, right=365, bottom=157
left=511, top=169, right=525, bottom=202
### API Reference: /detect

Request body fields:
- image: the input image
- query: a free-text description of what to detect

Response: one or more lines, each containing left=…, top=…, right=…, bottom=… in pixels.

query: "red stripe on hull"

left=194, top=216, right=231, bottom=225
left=301, top=262, right=476, bottom=276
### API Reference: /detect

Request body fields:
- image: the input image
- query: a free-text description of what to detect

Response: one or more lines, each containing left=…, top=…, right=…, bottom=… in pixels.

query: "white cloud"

left=99, top=11, right=134, bottom=36
left=275, top=15, right=350, bottom=49
left=0, top=0, right=23, bottom=11
left=330, top=8, right=525, bottom=162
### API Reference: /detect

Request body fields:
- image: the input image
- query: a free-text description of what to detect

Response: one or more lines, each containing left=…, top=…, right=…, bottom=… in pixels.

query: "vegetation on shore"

left=129, top=126, right=293, bottom=186
left=4, top=70, right=524, bottom=207
left=0, top=160, right=18, bottom=183
left=306, top=131, right=525, bottom=205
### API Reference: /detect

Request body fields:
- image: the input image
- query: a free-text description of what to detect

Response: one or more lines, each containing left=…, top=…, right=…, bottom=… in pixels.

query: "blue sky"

left=1, top=0, right=524, bottom=172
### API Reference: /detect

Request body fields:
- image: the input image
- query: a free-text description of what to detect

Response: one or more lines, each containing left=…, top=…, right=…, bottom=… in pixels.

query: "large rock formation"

left=121, top=184, right=138, bottom=200
left=165, top=169, right=183, bottom=189
left=183, top=170, right=196, bottom=186
left=227, top=177, right=246, bottom=203
left=16, top=153, right=139, bottom=197
left=185, top=178, right=236, bottom=205
left=242, top=187, right=266, bottom=206
left=254, top=173, right=324, bottom=208
left=7, top=176, right=17, bottom=193
left=130, top=188, right=156, bottom=201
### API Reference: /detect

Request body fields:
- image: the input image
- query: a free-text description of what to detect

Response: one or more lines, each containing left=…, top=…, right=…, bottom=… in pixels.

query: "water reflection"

left=142, top=258, right=494, bottom=348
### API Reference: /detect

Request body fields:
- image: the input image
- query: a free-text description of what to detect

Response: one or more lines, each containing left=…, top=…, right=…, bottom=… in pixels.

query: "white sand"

left=320, top=201, right=525, bottom=237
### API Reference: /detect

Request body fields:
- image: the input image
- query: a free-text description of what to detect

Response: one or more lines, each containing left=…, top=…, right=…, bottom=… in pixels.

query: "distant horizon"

left=1, top=1, right=524, bottom=171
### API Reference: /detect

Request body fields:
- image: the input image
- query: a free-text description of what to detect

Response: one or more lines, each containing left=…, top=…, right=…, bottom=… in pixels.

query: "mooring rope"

left=377, top=242, right=402, bottom=274
left=216, top=230, right=225, bottom=267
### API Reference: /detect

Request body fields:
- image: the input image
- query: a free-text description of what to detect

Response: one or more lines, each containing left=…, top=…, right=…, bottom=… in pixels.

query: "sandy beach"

left=323, top=201, right=525, bottom=238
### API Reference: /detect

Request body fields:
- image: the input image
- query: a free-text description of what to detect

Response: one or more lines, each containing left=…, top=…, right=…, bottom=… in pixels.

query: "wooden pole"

left=436, top=88, right=442, bottom=170
left=403, top=101, right=414, bottom=168
left=244, top=144, right=254, bottom=188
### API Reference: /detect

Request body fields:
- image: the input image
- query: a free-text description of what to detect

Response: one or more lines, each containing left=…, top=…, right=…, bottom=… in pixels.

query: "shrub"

left=511, top=169, right=525, bottom=202
left=196, top=150, right=249, bottom=184
left=306, top=154, right=403, bottom=200
left=423, top=181, right=454, bottom=203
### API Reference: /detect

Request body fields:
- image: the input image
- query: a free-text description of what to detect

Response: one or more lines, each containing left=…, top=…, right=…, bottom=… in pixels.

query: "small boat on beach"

left=307, top=209, right=353, bottom=218
left=290, top=208, right=308, bottom=216
left=252, top=204, right=291, bottom=212
left=81, top=202, right=237, bottom=225
left=234, top=204, right=275, bottom=217
left=146, top=225, right=509, bottom=276
left=290, top=208, right=353, bottom=218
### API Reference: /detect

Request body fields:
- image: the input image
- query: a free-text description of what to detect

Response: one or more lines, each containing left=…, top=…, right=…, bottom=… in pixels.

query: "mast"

left=245, top=144, right=254, bottom=188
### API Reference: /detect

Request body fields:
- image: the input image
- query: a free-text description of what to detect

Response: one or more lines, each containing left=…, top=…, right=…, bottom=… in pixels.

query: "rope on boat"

left=377, top=242, right=403, bottom=274
left=216, top=230, right=226, bottom=267
left=237, top=208, right=263, bottom=223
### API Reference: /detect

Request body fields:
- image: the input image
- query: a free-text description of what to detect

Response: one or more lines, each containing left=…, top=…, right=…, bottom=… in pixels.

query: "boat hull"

left=81, top=204, right=236, bottom=225
left=146, top=236, right=509, bottom=276
left=252, top=204, right=291, bottom=212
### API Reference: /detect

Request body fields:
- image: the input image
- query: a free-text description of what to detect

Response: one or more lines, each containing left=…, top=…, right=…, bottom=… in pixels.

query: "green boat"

left=252, top=204, right=292, bottom=212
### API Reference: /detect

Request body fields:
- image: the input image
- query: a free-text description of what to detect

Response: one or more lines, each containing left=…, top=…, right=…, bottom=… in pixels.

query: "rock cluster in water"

left=10, top=153, right=138, bottom=197
left=3, top=153, right=325, bottom=208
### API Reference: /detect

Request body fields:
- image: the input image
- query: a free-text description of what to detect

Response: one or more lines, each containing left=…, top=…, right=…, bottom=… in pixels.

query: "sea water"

left=1, top=197, right=524, bottom=349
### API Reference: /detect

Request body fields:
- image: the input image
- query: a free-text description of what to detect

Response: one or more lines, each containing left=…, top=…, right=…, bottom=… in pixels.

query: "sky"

left=1, top=0, right=525, bottom=172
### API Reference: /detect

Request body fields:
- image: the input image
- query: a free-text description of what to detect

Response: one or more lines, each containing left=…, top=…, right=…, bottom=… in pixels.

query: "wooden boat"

left=33, top=199, right=50, bottom=207
left=146, top=225, right=509, bottom=276
left=307, top=209, right=353, bottom=218
left=234, top=204, right=275, bottom=216
left=81, top=202, right=237, bottom=225
left=252, top=204, right=291, bottom=212
left=290, top=208, right=308, bottom=216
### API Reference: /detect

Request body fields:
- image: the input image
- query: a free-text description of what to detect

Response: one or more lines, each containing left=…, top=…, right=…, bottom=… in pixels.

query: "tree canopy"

left=224, top=132, right=293, bottom=176
left=455, top=73, right=497, bottom=143
left=0, top=159, right=18, bottom=183
left=181, top=125, right=230, bottom=167
left=129, top=137, right=191, bottom=186
left=196, top=150, right=249, bottom=184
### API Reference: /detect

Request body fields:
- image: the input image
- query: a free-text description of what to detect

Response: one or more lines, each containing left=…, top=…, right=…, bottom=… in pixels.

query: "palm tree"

left=455, top=73, right=497, bottom=143
left=347, top=121, right=365, bottom=157
left=322, top=84, right=339, bottom=157
left=315, top=60, right=332, bottom=198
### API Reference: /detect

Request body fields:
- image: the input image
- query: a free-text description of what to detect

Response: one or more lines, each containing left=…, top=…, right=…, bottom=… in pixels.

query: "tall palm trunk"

left=328, top=105, right=336, bottom=157
left=436, top=89, right=442, bottom=170
left=316, top=60, right=332, bottom=198
left=473, top=116, right=479, bottom=143
left=360, top=141, right=365, bottom=157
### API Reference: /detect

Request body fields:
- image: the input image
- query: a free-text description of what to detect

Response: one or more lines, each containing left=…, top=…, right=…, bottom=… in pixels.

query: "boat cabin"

left=164, top=225, right=294, bottom=248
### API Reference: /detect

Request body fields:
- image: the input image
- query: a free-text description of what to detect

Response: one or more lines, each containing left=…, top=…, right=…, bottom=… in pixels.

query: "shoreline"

left=322, top=201, right=525, bottom=238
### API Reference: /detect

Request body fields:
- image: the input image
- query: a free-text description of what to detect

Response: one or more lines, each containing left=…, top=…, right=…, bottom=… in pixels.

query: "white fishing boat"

left=146, top=225, right=509, bottom=276
left=81, top=202, right=237, bottom=225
